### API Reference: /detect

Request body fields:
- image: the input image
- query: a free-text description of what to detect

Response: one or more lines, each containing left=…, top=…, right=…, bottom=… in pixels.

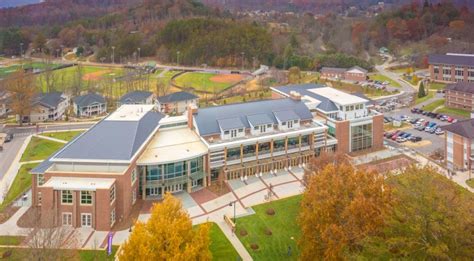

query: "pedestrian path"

left=34, top=134, right=68, bottom=144
left=215, top=220, right=252, bottom=261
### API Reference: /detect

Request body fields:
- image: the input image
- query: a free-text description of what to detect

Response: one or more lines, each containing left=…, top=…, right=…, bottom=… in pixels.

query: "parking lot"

left=383, top=105, right=459, bottom=155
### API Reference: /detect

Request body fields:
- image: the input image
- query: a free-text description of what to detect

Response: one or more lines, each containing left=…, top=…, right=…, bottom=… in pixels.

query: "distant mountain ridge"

left=0, top=0, right=42, bottom=8
left=202, top=0, right=474, bottom=12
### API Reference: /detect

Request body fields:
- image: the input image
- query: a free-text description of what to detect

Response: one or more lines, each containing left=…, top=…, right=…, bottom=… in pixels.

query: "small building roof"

left=218, top=118, right=246, bottom=131
left=429, top=53, right=474, bottom=67
left=157, top=91, right=198, bottom=104
left=42, top=177, right=115, bottom=191
left=347, top=66, right=368, bottom=74
left=34, top=92, right=65, bottom=109
left=247, top=114, right=274, bottom=126
left=273, top=110, right=300, bottom=122
left=441, top=119, right=474, bottom=139
left=446, top=82, right=474, bottom=94
left=321, top=67, right=347, bottom=74
left=73, top=93, right=106, bottom=107
left=119, top=91, right=153, bottom=104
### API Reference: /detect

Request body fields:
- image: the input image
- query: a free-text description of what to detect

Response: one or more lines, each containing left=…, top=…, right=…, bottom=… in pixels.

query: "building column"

left=203, top=155, right=208, bottom=187
left=92, top=191, right=96, bottom=229
left=187, top=160, right=192, bottom=193
left=141, top=166, right=146, bottom=199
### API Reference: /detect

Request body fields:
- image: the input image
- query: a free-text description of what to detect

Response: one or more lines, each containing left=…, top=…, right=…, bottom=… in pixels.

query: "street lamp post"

left=20, top=43, right=24, bottom=58
left=228, top=201, right=236, bottom=224
left=177, top=51, right=180, bottom=66
left=112, top=46, right=115, bottom=64
left=137, top=48, right=141, bottom=63
left=241, top=52, right=245, bottom=71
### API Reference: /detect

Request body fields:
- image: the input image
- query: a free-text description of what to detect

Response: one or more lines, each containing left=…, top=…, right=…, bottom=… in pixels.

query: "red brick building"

left=445, top=82, right=474, bottom=111
left=321, top=66, right=368, bottom=82
left=429, top=53, right=474, bottom=83
left=442, top=118, right=474, bottom=175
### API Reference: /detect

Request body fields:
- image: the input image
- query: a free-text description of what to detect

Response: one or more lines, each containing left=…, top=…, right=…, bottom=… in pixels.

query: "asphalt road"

left=0, top=136, right=26, bottom=179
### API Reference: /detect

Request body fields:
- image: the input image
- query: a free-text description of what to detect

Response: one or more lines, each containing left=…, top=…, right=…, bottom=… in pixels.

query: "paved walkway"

left=34, top=134, right=68, bottom=144
left=0, top=206, right=29, bottom=236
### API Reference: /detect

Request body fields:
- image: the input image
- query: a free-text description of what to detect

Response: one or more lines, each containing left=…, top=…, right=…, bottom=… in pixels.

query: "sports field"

left=0, top=62, right=62, bottom=79
left=174, top=72, right=244, bottom=93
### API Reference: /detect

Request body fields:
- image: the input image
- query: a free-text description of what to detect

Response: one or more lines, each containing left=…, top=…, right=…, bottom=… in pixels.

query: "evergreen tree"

left=418, top=81, right=426, bottom=98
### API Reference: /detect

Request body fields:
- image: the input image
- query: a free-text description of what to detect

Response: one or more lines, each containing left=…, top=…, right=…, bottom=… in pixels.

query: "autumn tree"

left=298, top=163, right=391, bottom=260
left=2, top=70, right=37, bottom=125
left=288, top=66, right=301, bottom=84
left=359, top=166, right=474, bottom=259
left=119, top=193, right=211, bottom=261
left=39, top=54, right=58, bottom=93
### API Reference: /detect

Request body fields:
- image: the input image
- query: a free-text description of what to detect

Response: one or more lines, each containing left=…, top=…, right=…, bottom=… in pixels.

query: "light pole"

left=177, top=51, right=180, bottom=66
left=112, top=46, right=115, bottom=64
left=137, top=48, right=141, bottom=63
left=20, top=42, right=23, bottom=58
left=241, top=52, right=245, bottom=71
left=228, top=201, right=236, bottom=224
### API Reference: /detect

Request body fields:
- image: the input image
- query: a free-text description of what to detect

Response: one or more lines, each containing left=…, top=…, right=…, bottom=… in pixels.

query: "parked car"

left=392, top=131, right=405, bottom=141
left=435, top=128, right=445, bottom=135
left=411, top=108, right=419, bottom=113
left=447, top=117, right=454, bottom=123
left=409, top=136, right=422, bottom=142
left=396, top=136, right=407, bottom=143
left=410, top=118, right=419, bottom=124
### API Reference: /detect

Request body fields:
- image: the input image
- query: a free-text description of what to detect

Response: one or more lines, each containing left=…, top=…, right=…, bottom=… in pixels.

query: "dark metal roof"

left=446, top=82, right=474, bottom=94
left=321, top=67, right=347, bottom=74
left=273, top=110, right=300, bottom=122
left=194, top=99, right=313, bottom=137
left=157, top=91, right=198, bottom=104
left=73, top=93, right=106, bottom=107
left=441, top=119, right=474, bottom=139
left=217, top=118, right=245, bottom=131
left=273, top=83, right=341, bottom=112
left=247, top=114, right=274, bottom=126
left=53, top=111, right=164, bottom=161
left=348, top=66, right=368, bottom=74
left=119, top=91, right=153, bottom=104
left=35, top=92, right=65, bottom=109
left=429, top=54, right=474, bottom=67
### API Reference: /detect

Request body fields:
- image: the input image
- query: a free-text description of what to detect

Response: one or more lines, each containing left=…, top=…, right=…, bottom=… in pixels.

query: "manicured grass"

left=437, top=106, right=471, bottom=119
left=236, top=195, right=302, bottom=261
left=467, top=179, right=474, bottom=189
left=422, top=99, right=445, bottom=112
left=0, top=236, right=25, bottom=246
left=41, top=131, right=84, bottom=142
left=174, top=72, right=239, bottom=93
left=0, top=246, right=118, bottom=260
left=429, top=82, right=447, bottom=90
left=35, top=65, right=125, bottom=93
left=0, top=62, right=61, bottom=78
left=415, top=91, right=434, bottom=105
left=208, top=223, right=240, bottom=261
left=0, top=163, right=38, bottom=211
left=369, top=74, right=401, bottom=88
left=20, top=137, right=64, bottom=162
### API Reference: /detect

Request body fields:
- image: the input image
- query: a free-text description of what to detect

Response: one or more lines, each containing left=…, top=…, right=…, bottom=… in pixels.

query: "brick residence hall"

left=30, top=84, right=383, bottom=231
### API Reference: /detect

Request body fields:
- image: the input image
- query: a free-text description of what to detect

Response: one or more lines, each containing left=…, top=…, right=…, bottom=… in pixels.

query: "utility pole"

left=137, top=48, right=141, bottom=63
left=241, top=52, right=245, bottom=71
left=177, top=51, right=180, bottom=66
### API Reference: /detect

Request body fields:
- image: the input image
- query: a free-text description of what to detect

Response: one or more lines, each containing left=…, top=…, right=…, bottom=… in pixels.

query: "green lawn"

left=35, top=65, right=125, bottom=93
left=174, top=72, right=239, bottom=93
left=236, top=196, right=302, bottom=261
left=0, top=236, right=25, bottom=246
left=0, top=246, right=118, bottom=260
left=369, top=74, right=401, bottom=88
left=436, top=106, right=471, bottom=119
left=41, top=131, right=83, bottom=142
left=429, top=82, right=447, bottom=90
left=467, top=179, right=474, bottom=189
left=422, top=99, right=445, bottom=112
left=208, top=223, right=240, bottom=261
left=20, top=137, right=65, bottom=162
left=0, top=163, right=38, bottom=211
left=0, top=62, right=61, bottom=79
left=415, top=91, right=434, bottom=105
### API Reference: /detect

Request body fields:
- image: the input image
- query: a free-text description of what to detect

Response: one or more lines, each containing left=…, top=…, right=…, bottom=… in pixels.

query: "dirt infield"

left=82, top=70, right=112, bottom=81
left=210, top=74, right=244, bottom=83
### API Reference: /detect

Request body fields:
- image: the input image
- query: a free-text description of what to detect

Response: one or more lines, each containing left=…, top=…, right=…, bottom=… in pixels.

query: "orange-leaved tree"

left=298, top=163, right=392, bottom=260
left=119, top=193, right=211, bottom=261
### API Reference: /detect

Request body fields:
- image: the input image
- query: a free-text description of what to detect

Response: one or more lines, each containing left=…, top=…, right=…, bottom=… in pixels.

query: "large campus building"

left=429, top=53, right=474, bottom=83
left=442, top=118, right=474, bottom=173
left=445, top=82, right=474, bottom=111
left=30, top=84, right=382, bottom=231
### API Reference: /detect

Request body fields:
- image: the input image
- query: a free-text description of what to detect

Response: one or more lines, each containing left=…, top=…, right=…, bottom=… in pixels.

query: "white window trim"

left=62, top=212, right=72, bottom=226
left=81, top=213, right=92, bottom=227
left=61, top=190, right=73, bottom=205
